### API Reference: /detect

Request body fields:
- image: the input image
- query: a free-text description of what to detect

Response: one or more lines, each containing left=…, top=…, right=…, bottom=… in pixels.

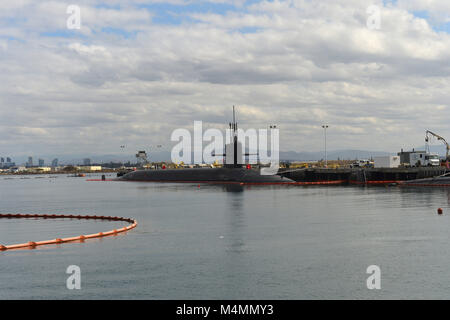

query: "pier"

left=279, top=167, right=449, bottom=184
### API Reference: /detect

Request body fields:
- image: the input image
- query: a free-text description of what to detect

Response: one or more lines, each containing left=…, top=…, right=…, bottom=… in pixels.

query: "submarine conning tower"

left=225, top=105, right=243, bottom=168
left=117, top=105, right=293, bottom=183
left=222, top=105, right=256, bottom=168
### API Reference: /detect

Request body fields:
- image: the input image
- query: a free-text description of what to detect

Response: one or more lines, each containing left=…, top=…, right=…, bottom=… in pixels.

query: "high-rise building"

left=0, top=157, right=15, bottom=168
left=38, top=159, right=44, bottom=167
left=83, top=158, right=91, bottom=166
left=51, top=158, right=58, bottom=167
left=27, top=157, right=33, bottom=167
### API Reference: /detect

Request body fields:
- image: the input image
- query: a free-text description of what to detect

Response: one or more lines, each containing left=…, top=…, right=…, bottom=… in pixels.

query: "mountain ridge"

left=6, top=145, right=448, bottom=165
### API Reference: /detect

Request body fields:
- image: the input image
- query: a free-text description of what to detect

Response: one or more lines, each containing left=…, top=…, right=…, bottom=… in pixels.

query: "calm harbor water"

left=2, top=174, right=450, bottom=299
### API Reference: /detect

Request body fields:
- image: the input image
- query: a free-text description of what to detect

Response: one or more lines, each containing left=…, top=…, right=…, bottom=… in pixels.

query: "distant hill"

left=10, top=145, right=448, bottom=165
left=8, top=149, right=388, bottom=165
left=279, top=150, right=391, bottom=161
left=280, top=145, right=450, bottom=161
left=414, top=145, right=448, bottom=156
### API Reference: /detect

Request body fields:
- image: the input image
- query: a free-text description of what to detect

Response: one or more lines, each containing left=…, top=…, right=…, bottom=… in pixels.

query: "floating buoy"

left=438, top=208, right=443, bottom=215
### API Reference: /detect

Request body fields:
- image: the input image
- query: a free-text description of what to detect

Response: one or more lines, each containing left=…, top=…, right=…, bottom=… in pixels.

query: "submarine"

left=401, top=172, right=450, bottom=187
left=118, top=107, right=294, bottom=185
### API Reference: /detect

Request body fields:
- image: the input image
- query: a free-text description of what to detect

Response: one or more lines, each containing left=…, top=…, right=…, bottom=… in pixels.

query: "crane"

left=425, top=130, right=450, bottom=168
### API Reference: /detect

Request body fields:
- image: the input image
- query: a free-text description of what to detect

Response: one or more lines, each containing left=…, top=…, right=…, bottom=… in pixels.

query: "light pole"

left=322, top=125, right=329, bottom=168
left=266, top=125, right=277, bottom=164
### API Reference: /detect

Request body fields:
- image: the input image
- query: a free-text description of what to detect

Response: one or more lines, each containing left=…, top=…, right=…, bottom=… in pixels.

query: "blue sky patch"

left=41, top=30, right=88, bottom=39
left=99, top=27, right=138, bottom=39
left=138, top=0, right=264, bottom=25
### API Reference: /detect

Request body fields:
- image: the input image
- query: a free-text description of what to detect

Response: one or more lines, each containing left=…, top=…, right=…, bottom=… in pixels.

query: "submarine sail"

left=118, top=107, right=292, bottom=184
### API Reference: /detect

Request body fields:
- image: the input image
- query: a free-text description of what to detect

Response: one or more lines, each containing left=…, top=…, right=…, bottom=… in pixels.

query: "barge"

left=279, top=167, right=449, bottom=185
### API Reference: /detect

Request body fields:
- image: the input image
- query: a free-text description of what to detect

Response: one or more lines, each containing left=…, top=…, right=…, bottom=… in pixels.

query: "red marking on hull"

left=120, top=179, right=295, bottom=185
left=96, top=179, right=347, bottom=186
left=349, top=180, right=401, bottom=185
left=87, top=177, right=347, bottom=186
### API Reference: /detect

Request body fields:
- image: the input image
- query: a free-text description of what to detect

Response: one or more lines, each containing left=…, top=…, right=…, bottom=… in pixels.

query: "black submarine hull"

left=401, top=174, right=450, bottom=187
left=118, top=168, right=294, bottom=184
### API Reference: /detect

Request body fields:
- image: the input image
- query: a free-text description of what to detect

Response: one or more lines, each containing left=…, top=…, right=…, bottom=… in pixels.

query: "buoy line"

left=0, top=214, right=137, bottom=251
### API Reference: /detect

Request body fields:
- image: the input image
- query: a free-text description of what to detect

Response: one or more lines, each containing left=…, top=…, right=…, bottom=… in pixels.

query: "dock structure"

left=279, top=167, right=449, bottom=185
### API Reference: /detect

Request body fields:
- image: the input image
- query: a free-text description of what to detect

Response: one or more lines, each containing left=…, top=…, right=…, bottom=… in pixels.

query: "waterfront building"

left=79, top=166, right=102, bottom=171
left=25, top=166, right=51, bottom=173
left=1, top=157, right=16, bottom=169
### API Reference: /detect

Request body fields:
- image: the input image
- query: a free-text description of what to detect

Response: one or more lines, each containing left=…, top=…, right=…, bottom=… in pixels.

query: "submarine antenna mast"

left=233, top=105, right=238, bottom=167
left=232, top=105, right=237, bottom=133
left=235, top=106, right=237, bottom=129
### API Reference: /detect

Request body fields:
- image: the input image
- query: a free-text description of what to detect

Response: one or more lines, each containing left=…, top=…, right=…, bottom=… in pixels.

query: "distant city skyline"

left=1, top=143, right=448, bottom=167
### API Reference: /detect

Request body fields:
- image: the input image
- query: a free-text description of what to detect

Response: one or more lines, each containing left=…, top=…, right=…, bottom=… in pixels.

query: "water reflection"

left=225, top=190, right=247, bottom=254
left=134, top=183, right=246, bottom=193
left=6, top=176, right=450, bottom=299
left=397, top=186, right=450, bottom=209
left=222, top=184, right=244, bottom=193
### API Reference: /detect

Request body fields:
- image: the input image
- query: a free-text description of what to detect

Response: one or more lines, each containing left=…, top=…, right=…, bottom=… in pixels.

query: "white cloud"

left=1, top=0, right=450, bottom=160
left=397, top=0, right=450, bottom=24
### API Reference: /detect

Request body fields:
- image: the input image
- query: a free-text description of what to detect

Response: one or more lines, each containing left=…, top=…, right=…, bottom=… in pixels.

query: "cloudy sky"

left=1, top=0, right=450, bottom=160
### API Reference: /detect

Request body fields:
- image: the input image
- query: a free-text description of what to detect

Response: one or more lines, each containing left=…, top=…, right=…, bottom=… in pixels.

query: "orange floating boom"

left=0, top=214, right=137, bottom=251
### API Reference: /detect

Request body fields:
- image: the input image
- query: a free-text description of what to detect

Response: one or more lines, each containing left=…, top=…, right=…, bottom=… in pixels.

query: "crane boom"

left=425, top=130, right=450, bottom=168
